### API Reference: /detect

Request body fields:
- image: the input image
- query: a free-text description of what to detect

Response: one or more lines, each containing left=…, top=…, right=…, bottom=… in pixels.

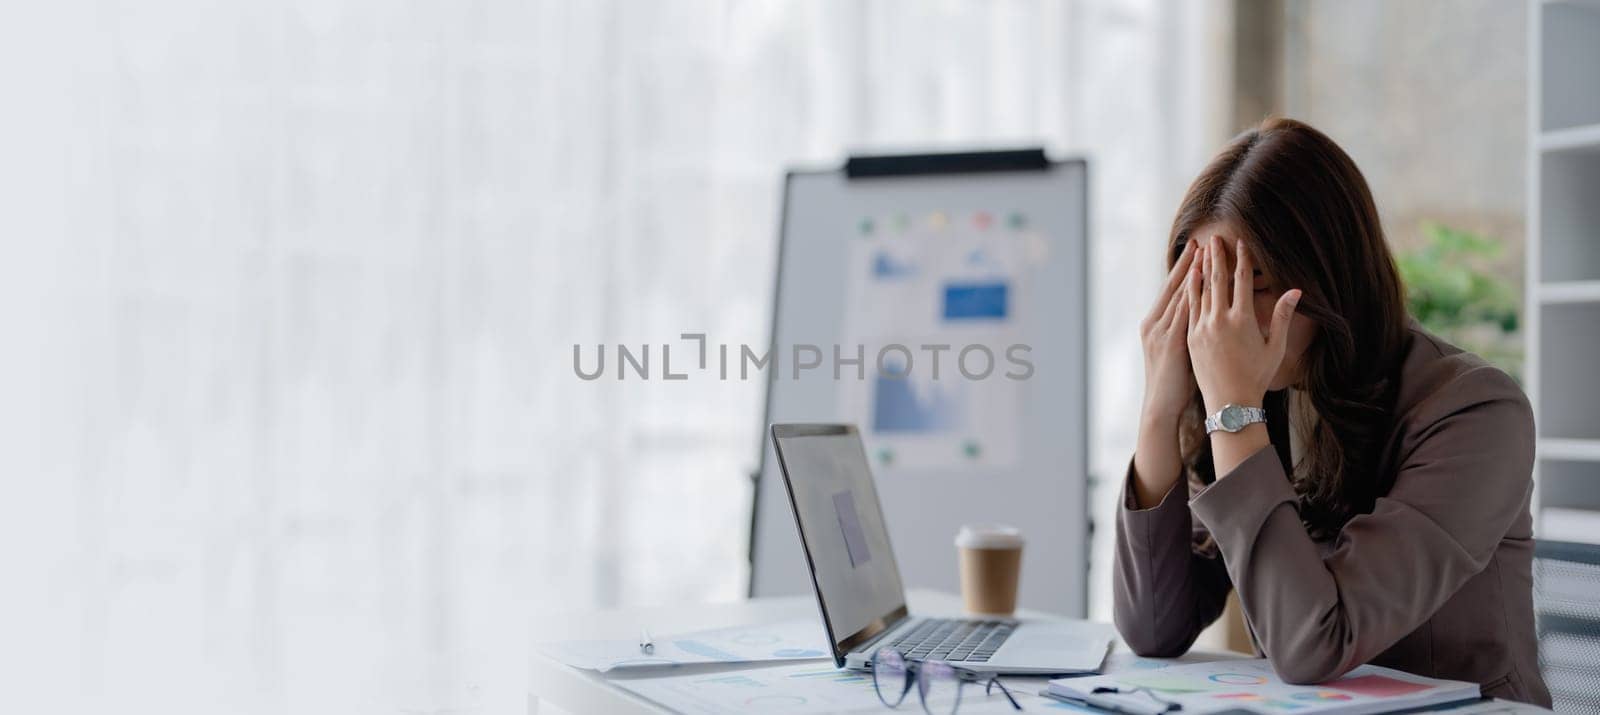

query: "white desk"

left=530, top=589, right=1127, bottom=715
left=529, top=590, right=1553, bottom=715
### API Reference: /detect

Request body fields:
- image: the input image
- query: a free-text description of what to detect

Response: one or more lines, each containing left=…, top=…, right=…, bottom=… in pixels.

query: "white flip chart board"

left=751, top=150, right=1090, bottom=616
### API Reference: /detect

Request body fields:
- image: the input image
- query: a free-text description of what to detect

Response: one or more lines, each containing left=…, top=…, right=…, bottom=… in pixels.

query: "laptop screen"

left=770, top=425, right=908, bottom=661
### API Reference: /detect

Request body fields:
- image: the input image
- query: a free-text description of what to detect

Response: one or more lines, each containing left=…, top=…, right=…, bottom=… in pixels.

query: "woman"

left=1113, top=117, right=1550, bottom=706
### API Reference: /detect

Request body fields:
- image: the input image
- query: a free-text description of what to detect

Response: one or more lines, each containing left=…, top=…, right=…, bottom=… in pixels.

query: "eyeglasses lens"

left=872, top=648, right=909, bottom=708
left=916, top=659, right=961, bottom=715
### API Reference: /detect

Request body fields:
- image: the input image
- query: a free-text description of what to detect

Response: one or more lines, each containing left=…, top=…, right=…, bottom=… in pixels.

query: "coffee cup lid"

left=955, top=524, right=1023, bottom=549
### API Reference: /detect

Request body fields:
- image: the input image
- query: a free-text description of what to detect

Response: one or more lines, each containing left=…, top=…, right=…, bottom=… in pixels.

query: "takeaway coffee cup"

left=955, top=524, right=1024, bottom=615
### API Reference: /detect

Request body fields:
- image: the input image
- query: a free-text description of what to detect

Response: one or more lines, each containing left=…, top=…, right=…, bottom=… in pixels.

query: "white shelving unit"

left=1529, top=10, right=1600, bottom=709
left=1528, top=0, right=1600, bottom=545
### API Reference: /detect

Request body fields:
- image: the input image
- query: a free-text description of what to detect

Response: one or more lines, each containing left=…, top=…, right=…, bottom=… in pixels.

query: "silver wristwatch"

left=1205, top=404, right=1266, bottom=434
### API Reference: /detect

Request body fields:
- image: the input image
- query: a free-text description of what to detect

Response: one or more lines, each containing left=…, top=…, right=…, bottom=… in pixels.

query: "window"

left=10, top=1, right=1226, bottom=710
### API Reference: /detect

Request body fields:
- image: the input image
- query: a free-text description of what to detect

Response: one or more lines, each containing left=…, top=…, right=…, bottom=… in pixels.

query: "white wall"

left=1282, top=0, right=1526, bottom=281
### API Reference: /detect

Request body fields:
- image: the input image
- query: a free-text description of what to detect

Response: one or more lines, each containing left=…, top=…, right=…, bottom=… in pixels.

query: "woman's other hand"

left=1131, top=240, right=1198, bottom=507
left=1139, top=240, right=1199, bottom=423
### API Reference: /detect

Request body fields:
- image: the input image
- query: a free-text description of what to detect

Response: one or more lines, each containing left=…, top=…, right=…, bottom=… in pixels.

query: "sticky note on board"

left=943, top=282, right=1009, bottom=320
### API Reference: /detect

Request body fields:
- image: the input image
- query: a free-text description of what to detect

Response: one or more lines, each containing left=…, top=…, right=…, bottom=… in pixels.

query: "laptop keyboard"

left=887, top=618, right=1015, bottom=663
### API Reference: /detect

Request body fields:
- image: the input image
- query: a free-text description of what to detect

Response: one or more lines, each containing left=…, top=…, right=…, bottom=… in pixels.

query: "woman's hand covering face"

left=1185, top=234, right=1302, bottom=414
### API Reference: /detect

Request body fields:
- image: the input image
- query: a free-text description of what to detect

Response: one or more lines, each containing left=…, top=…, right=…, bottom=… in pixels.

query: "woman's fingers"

left=1233, top=238, right=1253, bottom=314
left=1146, top=241, right=1196, bottom=322
left=1157, top=276, right=1181, bottom=328
left=1187, top=246, right=1204, bottom=331
left=1266, top=289, right=1303, bottom=359
left=1159, top=284, right=1188, bottom=332
left=1207, top=235, right=1230, bottom=315
left=1154, top=250, right=1192, bottom=327
left=1165, top=239, right=1197, bottom=296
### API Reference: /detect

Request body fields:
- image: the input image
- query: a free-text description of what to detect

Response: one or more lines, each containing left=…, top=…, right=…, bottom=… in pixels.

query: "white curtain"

left=0, top=1, right=1229, bottom=712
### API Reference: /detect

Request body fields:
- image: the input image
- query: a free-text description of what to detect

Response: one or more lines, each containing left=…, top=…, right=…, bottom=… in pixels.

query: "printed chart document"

left=536, top=619, right=829, bottom=673
left=1046, top=658, right=1479, bottom=715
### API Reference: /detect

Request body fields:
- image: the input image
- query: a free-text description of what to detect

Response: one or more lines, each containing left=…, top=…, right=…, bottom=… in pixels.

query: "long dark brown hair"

left=1171, top=117, right=1410, bottom=540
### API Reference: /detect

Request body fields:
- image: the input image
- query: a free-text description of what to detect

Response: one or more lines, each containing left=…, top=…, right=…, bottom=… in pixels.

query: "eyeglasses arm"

left=983, top=676, right=1023, bottom=710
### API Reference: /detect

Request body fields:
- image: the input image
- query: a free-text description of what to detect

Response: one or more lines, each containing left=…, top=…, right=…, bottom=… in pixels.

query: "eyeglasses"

left=870, top=647, right=1023, bottom=714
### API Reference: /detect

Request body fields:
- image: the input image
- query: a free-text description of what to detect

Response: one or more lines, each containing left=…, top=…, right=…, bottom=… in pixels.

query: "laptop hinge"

left=852, top=614, right=914, bottom=655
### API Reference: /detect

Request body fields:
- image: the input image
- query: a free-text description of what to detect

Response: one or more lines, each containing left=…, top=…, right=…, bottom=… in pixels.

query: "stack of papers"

left=615, top=660, right=1054, bottom=715
left=1047, top=659, right=1479, bottom=715
left=536, top=619, right=830, bottom=672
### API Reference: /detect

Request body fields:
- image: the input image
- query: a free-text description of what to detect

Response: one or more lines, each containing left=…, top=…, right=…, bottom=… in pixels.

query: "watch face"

left=1220, top=406, right=1244, bottom=431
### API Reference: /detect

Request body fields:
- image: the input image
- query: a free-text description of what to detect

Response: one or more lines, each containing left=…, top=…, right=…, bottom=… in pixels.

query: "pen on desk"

left=639, top=628, right=654, bottom=654
left=1039, top=691, right=1110, bottom=713
left=1038, top=689, right=1159, bottom=715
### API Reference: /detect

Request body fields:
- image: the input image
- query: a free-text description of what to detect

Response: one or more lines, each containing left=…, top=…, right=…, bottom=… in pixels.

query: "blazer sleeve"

left=1112, top=460, right=1234, bottom=657
left=1187, top=366, right=1536, bottom=684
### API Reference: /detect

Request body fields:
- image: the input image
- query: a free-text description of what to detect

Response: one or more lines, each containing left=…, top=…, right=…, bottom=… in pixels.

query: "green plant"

left=1395, top=222, right=1523, bottom=378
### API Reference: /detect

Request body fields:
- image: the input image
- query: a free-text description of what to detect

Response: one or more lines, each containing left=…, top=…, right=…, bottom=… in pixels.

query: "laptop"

left=769, top=423, right=1113, bottom=675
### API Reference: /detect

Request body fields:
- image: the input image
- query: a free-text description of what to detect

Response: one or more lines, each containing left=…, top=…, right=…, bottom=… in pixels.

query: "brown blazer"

left=1113, top=321, right=1551, bottom=707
